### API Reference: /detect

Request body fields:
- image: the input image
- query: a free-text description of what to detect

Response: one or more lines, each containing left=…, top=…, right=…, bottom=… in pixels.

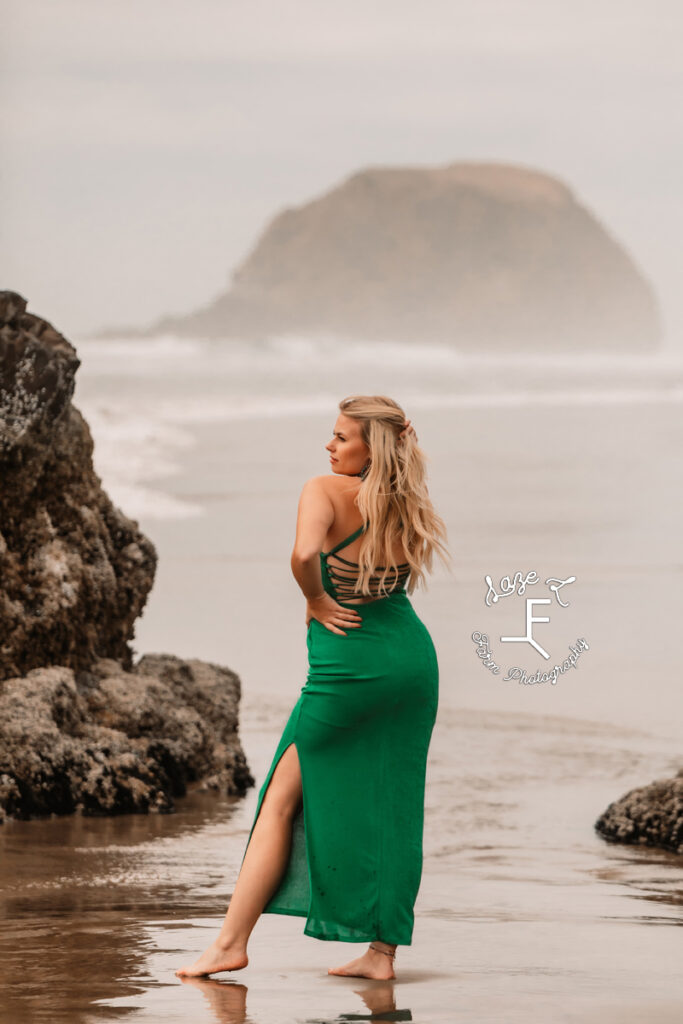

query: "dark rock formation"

left=0, top=291, right=254, bottom=820
left=594, top=769, right=683, bottom=855
left=0, top=290, right=156, bottom=678
left=105, top=161, right=662, bottom=351
left=0, top=655, right=253, bottom=822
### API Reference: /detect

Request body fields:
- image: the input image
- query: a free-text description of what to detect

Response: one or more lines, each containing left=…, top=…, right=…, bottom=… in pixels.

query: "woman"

left=176, top=394, right=449, bottom=981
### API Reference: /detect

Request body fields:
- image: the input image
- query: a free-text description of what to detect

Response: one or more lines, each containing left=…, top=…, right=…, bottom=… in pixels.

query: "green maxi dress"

left=240, top=521, right=439, bottom=946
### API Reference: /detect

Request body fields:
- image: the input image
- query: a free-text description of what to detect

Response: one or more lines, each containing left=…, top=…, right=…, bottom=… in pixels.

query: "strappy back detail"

left=320, top=521, right=410, bottom=603
left=322, top=523, right=366, bottom=558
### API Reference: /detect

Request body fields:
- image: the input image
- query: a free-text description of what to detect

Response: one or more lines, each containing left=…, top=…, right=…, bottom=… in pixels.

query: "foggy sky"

left=2, top=0, right=681, bottom=345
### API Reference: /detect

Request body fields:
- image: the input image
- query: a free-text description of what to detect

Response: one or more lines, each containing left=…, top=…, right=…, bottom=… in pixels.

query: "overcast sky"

left=2, top=0, right=681, bottom=346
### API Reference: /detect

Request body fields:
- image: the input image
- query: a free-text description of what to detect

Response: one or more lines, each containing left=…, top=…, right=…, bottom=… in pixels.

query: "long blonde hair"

left=338, top=394, right=451, bottom=598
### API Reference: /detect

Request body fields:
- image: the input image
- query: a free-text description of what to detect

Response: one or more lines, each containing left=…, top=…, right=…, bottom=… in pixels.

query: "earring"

left=358, top=461, right=370, bottom=480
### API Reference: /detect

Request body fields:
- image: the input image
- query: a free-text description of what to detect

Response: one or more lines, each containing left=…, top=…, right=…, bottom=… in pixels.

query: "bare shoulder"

left=297, top=475, right=338, bottom=507
left=299, top=474, right=332, bottom=493
left=300, top=474, right=356, bottom=493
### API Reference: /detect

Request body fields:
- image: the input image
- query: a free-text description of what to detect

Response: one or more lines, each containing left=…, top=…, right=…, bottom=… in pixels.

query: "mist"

left=2, top=0, right=681, bottom=347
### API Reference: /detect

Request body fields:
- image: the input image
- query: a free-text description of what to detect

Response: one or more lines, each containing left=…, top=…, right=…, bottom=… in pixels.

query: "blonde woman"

left=177, top=395, right=449, bottom=981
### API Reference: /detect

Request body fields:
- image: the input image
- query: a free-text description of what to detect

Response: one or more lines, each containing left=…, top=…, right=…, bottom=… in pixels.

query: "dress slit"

left=240, top=712, right=313, bottom=919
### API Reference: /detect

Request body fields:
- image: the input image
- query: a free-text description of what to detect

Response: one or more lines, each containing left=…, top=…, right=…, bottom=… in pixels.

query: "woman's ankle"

left=369, top=940, right=397, bottom=956
left=216, top=930, right=248, bottom=954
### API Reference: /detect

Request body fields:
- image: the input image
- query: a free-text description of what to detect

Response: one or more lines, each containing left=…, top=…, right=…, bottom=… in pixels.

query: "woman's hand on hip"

left=306, top=593, right=363, bottom=635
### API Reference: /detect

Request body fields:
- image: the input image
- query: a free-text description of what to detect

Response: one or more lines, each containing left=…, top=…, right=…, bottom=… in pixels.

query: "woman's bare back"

left=321, top=475, right=409, bottom=604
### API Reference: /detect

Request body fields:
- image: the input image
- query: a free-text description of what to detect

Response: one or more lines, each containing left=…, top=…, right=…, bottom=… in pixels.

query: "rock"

left=594, top=769, right=683, bottom=855
left=0, top=290, right=157, bottom=678
left=107, top=161, right=662, bottom=350
left=0, top=655, right=254, bottom=821
left=0, top=292, right=254, bottom=820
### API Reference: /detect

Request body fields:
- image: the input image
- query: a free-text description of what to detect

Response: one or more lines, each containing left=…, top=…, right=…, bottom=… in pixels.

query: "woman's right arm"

left=290, top=477, right=362, bottom=636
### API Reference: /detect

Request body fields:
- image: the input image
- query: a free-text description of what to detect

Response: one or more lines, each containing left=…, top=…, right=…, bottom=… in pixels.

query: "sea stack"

left=117, top=161, right=662, bottom=351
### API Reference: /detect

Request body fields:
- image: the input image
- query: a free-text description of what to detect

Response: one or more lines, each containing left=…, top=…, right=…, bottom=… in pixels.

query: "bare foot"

left=175, top=937, right=249, bottom=977
left=328, top=946, right=395, bottom=980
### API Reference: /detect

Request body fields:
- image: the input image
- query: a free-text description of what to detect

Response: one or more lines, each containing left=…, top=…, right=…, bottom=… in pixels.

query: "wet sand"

left=0, top=700, right=680, bottom=1024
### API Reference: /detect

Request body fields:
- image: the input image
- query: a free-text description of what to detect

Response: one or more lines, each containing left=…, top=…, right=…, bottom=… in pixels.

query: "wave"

left=75, top=331, right=683, bottom=377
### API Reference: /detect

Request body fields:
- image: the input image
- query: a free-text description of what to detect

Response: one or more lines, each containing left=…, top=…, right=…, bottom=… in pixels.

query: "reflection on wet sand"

left=0, top=791, right=245, bottom=1024
left=340, top=981, right=412, bottom=1021
left=178, top=976, right=413, bottom=1024
left=177, top=979, right=249, bottom=1024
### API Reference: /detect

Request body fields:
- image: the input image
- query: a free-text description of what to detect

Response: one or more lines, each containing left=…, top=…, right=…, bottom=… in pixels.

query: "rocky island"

left=103, top=160, right=662, bottom=351
left=0, top=290, right=254, bottom=822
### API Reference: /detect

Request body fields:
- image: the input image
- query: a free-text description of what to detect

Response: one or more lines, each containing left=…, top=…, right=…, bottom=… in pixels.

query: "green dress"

left=240, top=521, right=439, bottom=945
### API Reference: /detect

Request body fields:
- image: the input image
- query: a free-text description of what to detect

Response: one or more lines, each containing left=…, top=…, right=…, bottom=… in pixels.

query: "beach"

left=1, top=335, right=681, bottom=1023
